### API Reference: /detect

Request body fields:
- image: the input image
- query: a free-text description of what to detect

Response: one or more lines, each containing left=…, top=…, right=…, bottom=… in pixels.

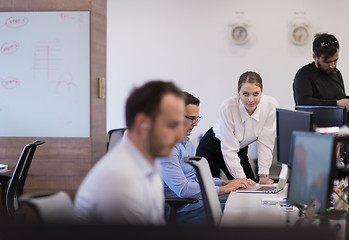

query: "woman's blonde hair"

left=237, top=71, right=263, bottom=92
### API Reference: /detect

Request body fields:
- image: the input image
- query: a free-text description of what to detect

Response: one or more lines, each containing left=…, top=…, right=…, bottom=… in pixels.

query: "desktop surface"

left=220, top=184, right=300, bottom=227
left=220, top=184, right=346, bottom=240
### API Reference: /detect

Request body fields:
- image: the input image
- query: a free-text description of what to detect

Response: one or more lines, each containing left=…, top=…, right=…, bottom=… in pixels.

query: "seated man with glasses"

left=156, top=91, right=254, bottom=225
left=293, top=33, right=349, bottom=109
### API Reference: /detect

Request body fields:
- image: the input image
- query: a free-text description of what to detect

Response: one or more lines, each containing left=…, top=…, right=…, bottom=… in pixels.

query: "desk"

left=220, top=184, right=300, bottom=227
left=220, top=184, right=347, bottom=240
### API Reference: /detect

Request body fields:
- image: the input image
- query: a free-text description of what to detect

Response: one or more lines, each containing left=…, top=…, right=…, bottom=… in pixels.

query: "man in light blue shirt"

left=157, top=92, right=255, bottom=224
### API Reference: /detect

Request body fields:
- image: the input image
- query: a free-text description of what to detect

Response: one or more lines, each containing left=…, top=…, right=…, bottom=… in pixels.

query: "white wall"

left=107, top=0, right=349, bottom=150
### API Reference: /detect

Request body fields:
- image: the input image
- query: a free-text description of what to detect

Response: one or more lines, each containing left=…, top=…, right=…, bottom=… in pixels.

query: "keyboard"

left=256, top=186, right=277, bottom=191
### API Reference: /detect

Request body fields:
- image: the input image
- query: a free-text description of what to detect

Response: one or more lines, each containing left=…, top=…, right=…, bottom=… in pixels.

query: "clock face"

left=232, top=25, right=249, bottom=44
left=291, top=25, right=309, bottom=45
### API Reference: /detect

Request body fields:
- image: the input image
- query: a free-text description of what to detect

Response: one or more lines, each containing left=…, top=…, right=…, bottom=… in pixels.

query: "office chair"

left=19, top=191, right=74, bottom=223
left=183, top=156, right=223, bottom=226
left=107, top=128, right=127, bottom=151
left=165, top=198, right=198, bottom=224
left=0, top=140, right=45, bottom=217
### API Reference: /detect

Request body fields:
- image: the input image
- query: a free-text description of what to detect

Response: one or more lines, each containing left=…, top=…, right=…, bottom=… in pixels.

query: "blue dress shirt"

left=157, top=137, right=223, bottom=213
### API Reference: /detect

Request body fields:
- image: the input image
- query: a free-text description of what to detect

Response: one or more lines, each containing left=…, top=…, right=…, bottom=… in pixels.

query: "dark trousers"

left=196, top=128, right=256, bottom=182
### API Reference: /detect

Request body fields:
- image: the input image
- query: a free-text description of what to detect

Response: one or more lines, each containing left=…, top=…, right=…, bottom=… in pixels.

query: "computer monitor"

left=276, top=108, right=313, bottom=167
left=295, top=106, right=347, bottom=127
left=287, top=131, right=337, bottom=213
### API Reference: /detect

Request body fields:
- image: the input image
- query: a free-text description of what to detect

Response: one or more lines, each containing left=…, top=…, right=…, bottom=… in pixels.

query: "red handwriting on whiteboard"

left=33, top=40, right=62, bottom=81
left=49, top=72, right=78, bottom=103
left=56, top=72, right=78, bottom=96
left=60, top=13, right=84, bottom=24
left=0, top=41, right=20, bottom=54
left=1, top=77, right=20, bottom=90
left=5, top=16, right=29, bottom=28
left=60, top=13, right=76, bottom=20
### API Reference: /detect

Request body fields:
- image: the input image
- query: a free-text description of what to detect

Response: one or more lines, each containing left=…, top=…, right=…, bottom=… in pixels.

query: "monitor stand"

left=293, top=203, right=315, bottom=227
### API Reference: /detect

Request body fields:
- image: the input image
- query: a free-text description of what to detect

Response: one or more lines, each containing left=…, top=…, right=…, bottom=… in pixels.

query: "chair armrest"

left=165, top=198, right=199, bottom=224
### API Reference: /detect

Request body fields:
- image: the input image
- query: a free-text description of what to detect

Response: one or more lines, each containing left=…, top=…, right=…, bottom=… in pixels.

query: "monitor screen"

left=276, top=108, right=313, bottom=166
left=287, top=131, right=336, bottom=213
left=295, top=106, right=347, bottom=127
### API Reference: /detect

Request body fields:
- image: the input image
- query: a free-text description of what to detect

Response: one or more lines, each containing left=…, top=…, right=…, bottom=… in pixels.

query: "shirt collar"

left=238, top=97, right=261, bottom=122
left=124, top=134, right=159, bottom=178
left=180, top=136, right=190, bottom=146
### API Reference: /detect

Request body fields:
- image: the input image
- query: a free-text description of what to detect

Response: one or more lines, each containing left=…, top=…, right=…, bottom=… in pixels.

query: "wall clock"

left=290, top=17, right=310, bottom=45
left=232, top=23, right=249, bottom=45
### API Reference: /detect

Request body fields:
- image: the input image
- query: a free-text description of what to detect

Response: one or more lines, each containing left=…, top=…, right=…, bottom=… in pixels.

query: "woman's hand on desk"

left=259, top=177, right=274, bottom=184
left=219, top=178, right=255, bottom=195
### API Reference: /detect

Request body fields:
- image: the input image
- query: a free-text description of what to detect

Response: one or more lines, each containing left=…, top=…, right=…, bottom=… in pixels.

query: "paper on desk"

left=261, top=196, right=287, bottom=205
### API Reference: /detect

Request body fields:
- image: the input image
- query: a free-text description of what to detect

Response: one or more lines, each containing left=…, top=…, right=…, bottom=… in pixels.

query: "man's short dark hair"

left=183, top=91, right=200, bottom=106
left=313, top=33, right=339, bottom=59
left=125, top=80, right=183, bottom=129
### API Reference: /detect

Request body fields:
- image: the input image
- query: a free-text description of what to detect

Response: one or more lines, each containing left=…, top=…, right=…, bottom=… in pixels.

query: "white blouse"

left=213, top=94, right=278, bottom=179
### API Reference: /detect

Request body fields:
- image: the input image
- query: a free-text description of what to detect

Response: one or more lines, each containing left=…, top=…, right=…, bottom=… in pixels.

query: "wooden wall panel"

left=0, top=0, right=91, bottom=11
left=0, top=0, right=107, bottom=199
left=91, top=0, right=108, bottom=165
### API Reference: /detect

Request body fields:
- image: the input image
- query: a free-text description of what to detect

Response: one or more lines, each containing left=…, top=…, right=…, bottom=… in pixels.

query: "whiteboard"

left=0, top=12, right=90, bottom=137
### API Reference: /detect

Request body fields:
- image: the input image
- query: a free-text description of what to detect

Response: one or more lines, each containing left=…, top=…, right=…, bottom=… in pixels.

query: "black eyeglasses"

left=185, top=116, right=201, bottom=124
left=315, top=40, right=338, bottom=49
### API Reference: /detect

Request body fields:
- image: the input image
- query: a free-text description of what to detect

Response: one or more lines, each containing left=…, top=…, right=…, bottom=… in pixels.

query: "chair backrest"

left=107, top=128, right=126, bottom=151
left=6, top=140, right=45, bottom=217
left=183, top=156, right=222, bottom=226
left=19, top=191, right=74, bottom=223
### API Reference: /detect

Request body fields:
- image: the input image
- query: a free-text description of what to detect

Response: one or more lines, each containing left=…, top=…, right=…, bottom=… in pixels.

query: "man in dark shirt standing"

left=293, top=33, right=349, bottom=109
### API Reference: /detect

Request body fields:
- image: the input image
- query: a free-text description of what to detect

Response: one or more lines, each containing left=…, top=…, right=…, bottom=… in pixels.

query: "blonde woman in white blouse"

left=196, top=71, right=278, bottom=184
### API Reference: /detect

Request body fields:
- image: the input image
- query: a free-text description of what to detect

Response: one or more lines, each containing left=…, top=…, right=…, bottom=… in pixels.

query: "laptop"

left=235, top=164, right=288, bottom=194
